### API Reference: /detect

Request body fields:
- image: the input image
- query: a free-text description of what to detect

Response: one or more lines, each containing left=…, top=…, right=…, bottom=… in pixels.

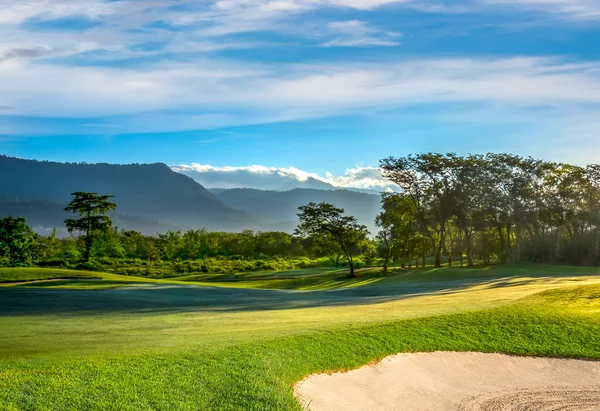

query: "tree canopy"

left=0, top=216, right=37, bottom=265
left=380, top=153, right=600, bottom=267
left=65, top=192, right=117, bottom=261
left=295, top=202, right=368, bottom=276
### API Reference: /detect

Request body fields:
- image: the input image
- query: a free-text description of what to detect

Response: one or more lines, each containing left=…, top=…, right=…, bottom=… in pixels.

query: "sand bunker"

left=295, top=352, right=600, bottom=411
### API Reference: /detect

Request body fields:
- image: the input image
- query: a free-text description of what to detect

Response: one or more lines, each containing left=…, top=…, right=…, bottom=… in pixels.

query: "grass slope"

left=0, top=265, right=599, bottom=410
left=178, top=263, right=600, bottom=290
left=0, top=268, right=98, bottom=282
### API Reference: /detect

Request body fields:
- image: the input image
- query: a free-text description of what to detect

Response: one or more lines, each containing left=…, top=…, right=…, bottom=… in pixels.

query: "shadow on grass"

left=2, top=272, right=596, bottom=317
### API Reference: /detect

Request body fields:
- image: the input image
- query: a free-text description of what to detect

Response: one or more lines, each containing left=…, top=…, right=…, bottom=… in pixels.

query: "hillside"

left=0, top=198, right=178, bottom=236
left=213, top=188, right=381, bottom=233
left=0, top=156, right=252, bottom=231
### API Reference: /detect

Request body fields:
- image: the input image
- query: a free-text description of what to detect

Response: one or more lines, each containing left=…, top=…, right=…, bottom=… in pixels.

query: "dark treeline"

left=377, top=153, right=600, bottom=268
left=24, top=227, right=374, bottom=277
left=34, top=228, right=313, bottom=262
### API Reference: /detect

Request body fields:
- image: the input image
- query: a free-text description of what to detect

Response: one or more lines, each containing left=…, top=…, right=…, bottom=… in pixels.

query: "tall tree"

left=64, top=192, right=117, bottom=261
left=0, top=216, right=37, bottom=265
left=376, top=193, right=417, bottom=272
left=381, top=153, right=459, bottom=267
left=295, top=202, right=368, bottom=277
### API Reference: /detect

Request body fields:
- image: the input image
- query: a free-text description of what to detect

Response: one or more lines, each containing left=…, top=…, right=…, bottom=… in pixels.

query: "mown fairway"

left=1, top=265, right=600, bottom=410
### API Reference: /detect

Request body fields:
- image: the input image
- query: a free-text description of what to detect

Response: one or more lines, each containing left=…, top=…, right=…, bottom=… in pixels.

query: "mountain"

left=0, top=155, right=252, bottom=232
left=0, top=198, right=179, bottom=236
left=172, top=166, right=337, bottom=191
left=212, top=188, right=382, bottom=233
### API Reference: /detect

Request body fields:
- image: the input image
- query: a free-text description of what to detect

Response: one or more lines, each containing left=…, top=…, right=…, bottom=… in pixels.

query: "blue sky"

left=1, top=0, right=599, bottom=189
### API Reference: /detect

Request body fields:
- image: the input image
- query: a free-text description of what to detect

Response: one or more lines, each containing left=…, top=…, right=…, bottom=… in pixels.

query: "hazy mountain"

left=0, top=197, right=178, bottom=236
left=213, top=188, right=381, bottom=233
left=0, top=155, right=253, bottom=231
left=173, top=165, right=337, bottom=191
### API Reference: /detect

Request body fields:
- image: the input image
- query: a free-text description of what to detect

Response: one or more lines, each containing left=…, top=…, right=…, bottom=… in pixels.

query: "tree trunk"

left=515, top=227, right=522, bottom=262
left=84, top=214, right=92, bottom=262
left=435, top=222, right=446, bottom=268
left=506, top=224, right=512, bottom=262
left=383, top=250, right=390, bottom=273
left=435, top=237, right=443, bottom=268
left=594, top=227, right=599, bottom=266
left=497, top=225, right=505, bottom=263
left=464, top=228, right=473, bottom=267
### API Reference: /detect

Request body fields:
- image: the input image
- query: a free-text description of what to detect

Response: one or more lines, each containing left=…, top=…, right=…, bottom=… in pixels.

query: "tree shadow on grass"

left=0, top=273, right=597, bottom=317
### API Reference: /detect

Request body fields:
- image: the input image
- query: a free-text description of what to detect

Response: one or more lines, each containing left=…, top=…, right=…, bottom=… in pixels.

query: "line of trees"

left=2, top=152, right=600, bottom=272
left=377, top=153, right=600, bottom=268
left=1, top=194, right=374, bottom=267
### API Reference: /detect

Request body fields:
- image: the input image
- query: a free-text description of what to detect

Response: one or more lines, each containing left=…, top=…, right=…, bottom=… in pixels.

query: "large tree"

left=376, top=193, right=417, bottom=272
left=295, top=202, right=368, bottom=277
left=0, top=216, right=37, bottom=265
left=64, top=192, right=117, bottom=262
left=381, top=153, right=459, bottom=268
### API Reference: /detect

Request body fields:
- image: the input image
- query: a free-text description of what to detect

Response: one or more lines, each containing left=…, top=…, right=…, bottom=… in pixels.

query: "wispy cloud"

left=2, top=57, right=599, bottom=120
left=1, top=0, right=597, bottom=73
left=321, top=20, right=401, bottom=47
left=1, top=0, right=599, bottom=151
left=482, top=0, right=600, bottom=21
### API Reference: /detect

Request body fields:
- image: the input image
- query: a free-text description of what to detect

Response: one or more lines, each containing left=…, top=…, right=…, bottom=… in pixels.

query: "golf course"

left=2, top=263, right=600, bottom=410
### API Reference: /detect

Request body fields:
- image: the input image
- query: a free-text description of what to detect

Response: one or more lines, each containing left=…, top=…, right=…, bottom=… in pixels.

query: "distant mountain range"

left=212, top=188, right=380, bottom=233
left=209, top=188, right=380, bottom=232
left=173, top=165, right=338, bottom=191
left=0, top=156, right=382, bottom=235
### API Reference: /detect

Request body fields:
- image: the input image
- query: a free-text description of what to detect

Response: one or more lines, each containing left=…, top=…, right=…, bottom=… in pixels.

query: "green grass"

left=1, top=264, right=600, bottom=410
left=0, top=267, right=99, bottom=282
left=15, top=279, right=130, bottom=290
left=178, top=263, right=600, bottom=290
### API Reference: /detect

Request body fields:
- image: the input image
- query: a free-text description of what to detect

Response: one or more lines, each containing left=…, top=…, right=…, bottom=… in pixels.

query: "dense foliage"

left=0, top=216, right=37, bottom=266
left=379, top=153, right=600, bottom=267
left=295, top=202, right=369, bottom=276
left=17, top=227, right=354, bottom=276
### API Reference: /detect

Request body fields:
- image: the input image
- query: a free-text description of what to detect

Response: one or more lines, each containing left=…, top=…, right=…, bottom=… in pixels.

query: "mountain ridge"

left=0, top=155, right=252, bottom=231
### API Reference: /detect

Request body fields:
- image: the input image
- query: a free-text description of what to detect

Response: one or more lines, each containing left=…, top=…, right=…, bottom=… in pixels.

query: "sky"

left=1, top=0, right=599, bottom=190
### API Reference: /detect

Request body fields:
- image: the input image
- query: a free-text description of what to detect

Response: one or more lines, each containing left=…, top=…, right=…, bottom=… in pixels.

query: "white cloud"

left=173, top=164, right=335, bottom=190
left=2, top=56, right=599, bottom=120
left=1, top=0, right=597, bottom=75
left=0, top=0, right=116, bottom=24
left=482, top=0, right=600, bottom=20
left=324, top=166, right=393, bottom=190
left=173, top=163, right=397, bottom=191
left=321, top=20, right=401, bottom=47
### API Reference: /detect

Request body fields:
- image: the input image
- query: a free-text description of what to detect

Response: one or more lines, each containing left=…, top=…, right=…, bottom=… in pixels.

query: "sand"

left=294, top=352, right=600, bottom=411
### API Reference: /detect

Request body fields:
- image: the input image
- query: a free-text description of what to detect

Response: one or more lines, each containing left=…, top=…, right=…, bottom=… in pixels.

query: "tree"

left=313, top=234, right=344, bottom=266
left=295, top=202, right=368, bottom=277
left=381, top=153, right=459, bottom=267
left=0, top=216, right=37, bottom=265
left=64, top=192, right=117, bottom=261
left=376, top=193, right=417, bottom=272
